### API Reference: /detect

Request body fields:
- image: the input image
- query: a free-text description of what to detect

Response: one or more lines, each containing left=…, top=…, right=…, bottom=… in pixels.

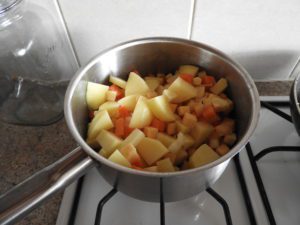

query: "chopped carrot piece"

left=201, top=76, right=216, bottom=87
left=151, top=118, right=166, bottom=132
left=114, top=117, right=125, bottom=138
left=124, top=116, right=133, bottom=137
left=118, top=105, right=130, bottom=118
left=179, top=74, right=193, bottom=84
left=109, top=84, right=124, bottom=100
left=202, top=105, right=220, bottom=124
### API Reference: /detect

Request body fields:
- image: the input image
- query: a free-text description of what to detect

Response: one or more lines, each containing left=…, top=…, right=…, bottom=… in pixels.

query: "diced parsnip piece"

left=215, top=118, right=235, bottom=136
left=129, top=96, right=153, bottom=128
left=118, top=128, right=145, bottom=149
left=169, top=103, right=178, bottom=113
left=178, top=65, right=199, bottom=76
left=193, top=77, right=202, bottom=86
left=96, top=130, right=122, bottom=156
left=177, top=106, right=190, bottom=116
left=157, top=132, right=176, bottom=147
left=191, top=121, right=214, bottom=146
left=194, top=103, right=204, bottom=117
left=210, top=78, right=228, bottom=95
left=163, top=89, right=177, bottom=101
left=223, top=133, right=237, bottom=146
left=175, top=150, right=188, bottom=165
left=108, top=150, right=131, bottom=167
left=175, top=120, right=190, bottom=133
left=119, top=144, right=145, bottom=167
left=157, top=158, right=175, bottom=172
left=125, top=72, right=150, bottom=96
left=168, top=77, right=197, bottom=103
left=86, top=82, right=109, bottom=110
left=196, top=86, right=205, bottom=98
left=209, top=137, right=220, bottom=149
left=167, top=122, right=177, bottom=136
left=87, top=110, right=114, bottom=143
left=177, top=132, right=195, bottom=149
left=117, top=95, right=139, bottom=111
left=163, top=152, right=177, bottom=164
left=145, top=77, right=161, bottom=90
left=106, top=90, right=117, bottom=101
left=210, top=94, right=232, bottom=112
left=109, top=75, right=127, bottom=89
left=166, top=75, right=177, bottom=84
left=146, top=90, right=158, bottom=98
left=137, top=137, right=169, bottom=165
left=182, top=113, right=197, bottom=128
left=189, top=144, right=220, bottom=168
left=144, top=166, right=158, bottom=172
left=98, top=101, right=120, bottom=117
left=216, top=144, right=230, bottom=156
left=147, top=95, right=175, bottom=122
left=144, top=126, right=158, bottom=139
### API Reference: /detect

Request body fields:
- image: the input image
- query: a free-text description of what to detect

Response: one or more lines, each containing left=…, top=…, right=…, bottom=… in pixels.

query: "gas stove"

left=56, top=96, right=300, bottom=225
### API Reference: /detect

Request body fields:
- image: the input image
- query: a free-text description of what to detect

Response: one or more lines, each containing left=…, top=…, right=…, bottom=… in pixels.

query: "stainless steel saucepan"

left=0, top=37, right=260, bottom=225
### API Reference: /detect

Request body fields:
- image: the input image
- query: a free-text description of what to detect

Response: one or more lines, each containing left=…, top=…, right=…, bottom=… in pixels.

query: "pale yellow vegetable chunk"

left=177, top=132, right=195, bottom=149
left=86, top=82, right=109, bottom=110
left=137, top=137, right=169, bottom=165
left=99, top=148, right=110, bottom=158
left=157, top=132, right=176, bottom=148
left=144, top=166, right=158, bottom=172
left=108, top=150, right=131, bottom=168
left=117, top=95, right=139, bottom=111
left=162, top=89, right=177, bottom=101
left=96, top=130, right=122, bottom=156
left=147, top=95, right=175, bottom=122
left=168, top=77, right=197, bottom=103
left=98, top=101, right=120, bottom=117
left=178, top=65, right=199, bottom=76
left=175, top=120, right=190, bottom=133
left=118, top=128, right=145, bottom=149
left=106, top=90, right=117, bottom=101
left=190, top=121, right=214, bottom=146
left=129, top=96, right=153, bottom=128
left=210, top=78, right=228, bottom=95
left=189, top=144, right=220, bottom=168
left=145, top=77, right=161, bottom=91
left=87, top=110, right=114, bottom=142
left=157, top=158, right=175, bottom=172
left=109, top=75, right=127, bottom=89
left=125, top=72, right=150, bottom=96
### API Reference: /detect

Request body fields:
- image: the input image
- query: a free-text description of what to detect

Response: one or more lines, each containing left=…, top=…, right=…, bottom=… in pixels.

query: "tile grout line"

left=187, top=0, right=196, bottom=40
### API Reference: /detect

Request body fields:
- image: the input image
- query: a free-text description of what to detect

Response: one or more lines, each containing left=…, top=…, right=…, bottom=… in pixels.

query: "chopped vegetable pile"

left=86, top=65, right=236, bottom=172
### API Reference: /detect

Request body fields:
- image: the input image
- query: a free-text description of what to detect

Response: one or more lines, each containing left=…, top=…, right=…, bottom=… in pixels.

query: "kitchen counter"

left=0, top=80, right=293, bottom=225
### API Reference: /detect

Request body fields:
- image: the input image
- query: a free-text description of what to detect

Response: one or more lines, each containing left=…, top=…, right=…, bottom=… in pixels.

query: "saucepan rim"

left=64, top=37, right=260, bottom=178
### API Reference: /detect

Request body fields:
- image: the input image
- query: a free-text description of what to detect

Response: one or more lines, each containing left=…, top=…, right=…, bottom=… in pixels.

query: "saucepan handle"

left=0, top=146, right=96, bottom=225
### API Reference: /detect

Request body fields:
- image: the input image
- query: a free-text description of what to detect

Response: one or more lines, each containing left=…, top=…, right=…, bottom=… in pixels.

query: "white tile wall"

left=58, top=0, right=300, bottom=80
left=58, top=0, right=192, bottom=65
left=191, top=0, right=300, bottom=80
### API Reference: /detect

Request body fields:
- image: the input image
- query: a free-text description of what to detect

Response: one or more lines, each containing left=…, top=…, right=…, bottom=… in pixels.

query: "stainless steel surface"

left=0, top=37, right=260, bottom=225
left=290, top=72, right=300, bottom=135
left=0, top=147, right=95, bottom=225
left=65, top=37, right=260, bottom=202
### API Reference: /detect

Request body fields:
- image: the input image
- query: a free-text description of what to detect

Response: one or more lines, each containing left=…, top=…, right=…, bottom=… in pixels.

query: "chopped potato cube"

left=144, top=166, right=158, bottom=172
left=117, top=95, right=139, bottom=111
left=223, top=133, right=237, bottom=146
left=109, top=75, right=127, bottom=89
left=98, top=101, right=120, bottom=118
left=168, top=77, right=197, bottom=103
left=210, top=78, right=228, bottom=95
left=182, top=113, right=197, bottom=128
left=145, top=77, right=161, bottom=91
left=106, top=90, right=117, bottom=101
left=191, top=121, right=214, bottom=146
left=167, top=122, right=177, bottom=136
left=209, top=137, right=220, bottom=149
left=157, top=132, right=176, bottom=147
left=216, top=144, right=230, bottom=156
left=125, top=72, right=150, bottom=96
left=157, top=158, right=175, bottom=172
left=178, top=106, right=190, bottom=116
left=189, top=144, right=220, bottom=168
left=119, top=144, right=144, bottom=167
left=146, top=90, right=158, bottom=98
left=130, top=96, right=153, bottom=128
left=144, top=126, right=158, bottom=139
left=118, top=128, right=145, bottom=149
left=177, top=132, right=195, bottom=149
left=215, top=118, right=235, bottom=136
left=175, top=120, right=190, bottom=133
left=86, top=82, right=109, bottom=110
left=96, top=130, right=122, bottom=156
left=193, top=77, right=202, bottom=86
left=99, top=148, right=110, bottom=158
left=163, top=89, right=177, bottom=101
left=178, top=65, right=199, bottom=76
left=108, top=150, right=131, bottom=167
left=137, top=137, right=169, bottom=165
left=147, top=95, right=176, bottom=122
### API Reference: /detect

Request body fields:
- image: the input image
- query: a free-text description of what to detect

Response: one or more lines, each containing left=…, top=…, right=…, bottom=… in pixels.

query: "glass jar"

left=0, top=0, right=78, bottom=125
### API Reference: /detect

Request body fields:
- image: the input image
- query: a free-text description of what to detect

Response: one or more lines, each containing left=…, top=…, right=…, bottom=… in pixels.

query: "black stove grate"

left=245, top=101, right=300, bottom=225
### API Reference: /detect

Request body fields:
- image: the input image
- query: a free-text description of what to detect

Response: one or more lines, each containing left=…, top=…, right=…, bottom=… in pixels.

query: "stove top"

left=56, top=96, right=300, bottom=225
